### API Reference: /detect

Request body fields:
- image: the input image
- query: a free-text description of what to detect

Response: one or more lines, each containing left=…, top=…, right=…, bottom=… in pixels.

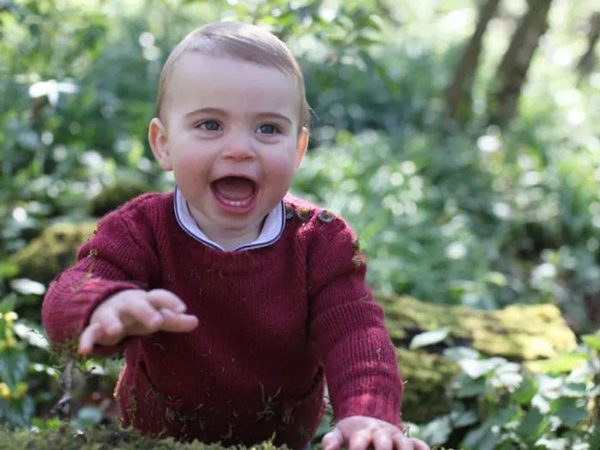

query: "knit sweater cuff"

left=335, top=393, right=402, bottom=428
left=44, top=277, right=140, bottom=355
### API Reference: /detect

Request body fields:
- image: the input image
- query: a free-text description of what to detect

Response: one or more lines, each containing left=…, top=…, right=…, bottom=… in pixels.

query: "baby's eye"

left=198, top=120, right=221, bottom=131
left=256, top=123, right=279, bottom=135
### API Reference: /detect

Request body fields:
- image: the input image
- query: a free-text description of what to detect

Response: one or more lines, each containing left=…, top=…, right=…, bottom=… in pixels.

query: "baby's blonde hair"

left=155, top=21, right=310, bottom=129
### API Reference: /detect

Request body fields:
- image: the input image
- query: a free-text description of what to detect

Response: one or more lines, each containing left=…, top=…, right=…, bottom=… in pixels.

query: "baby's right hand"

left=78, top=288, right=198, bottom=354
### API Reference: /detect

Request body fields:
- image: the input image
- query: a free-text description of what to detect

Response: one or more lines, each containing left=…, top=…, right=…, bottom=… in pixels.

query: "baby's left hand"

left=321, top=416, right=430, bottom=450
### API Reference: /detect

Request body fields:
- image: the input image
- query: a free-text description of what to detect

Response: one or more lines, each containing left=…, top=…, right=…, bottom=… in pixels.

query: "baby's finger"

left=392, top=434, right=417, bottom=450
left=321, top=427, right=344, bottom=450
left=158, top=309, right=199, bottom=332
left=147, top=289, right=187, bottom=313
left=349, top=429, right=372, bottom=450
left=411, top=439, right=430, bottom=450
left=372, top=429, right=393, bottom=450
left=78, top=323, right=104, bottom=354
left=121, top=295, right=163, bottom=331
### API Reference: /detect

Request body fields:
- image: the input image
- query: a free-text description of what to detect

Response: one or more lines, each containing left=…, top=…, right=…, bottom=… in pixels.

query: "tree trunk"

left=487, top=0, right=554, bottom=127
left=446, top=0, right=503, bottom=121
left=577, top=12, right=600, bottom=79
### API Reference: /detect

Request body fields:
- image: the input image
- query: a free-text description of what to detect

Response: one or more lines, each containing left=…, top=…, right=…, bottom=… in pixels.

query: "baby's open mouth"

left=211, top=176, right=257, bottom=211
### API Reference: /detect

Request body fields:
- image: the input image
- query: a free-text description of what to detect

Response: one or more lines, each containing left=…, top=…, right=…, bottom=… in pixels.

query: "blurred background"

left=1, top=0, right=600, bottom=448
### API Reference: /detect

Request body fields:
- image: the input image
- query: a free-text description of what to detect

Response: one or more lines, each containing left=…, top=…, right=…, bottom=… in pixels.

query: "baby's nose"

left=221, top=135, right=256, bottom=161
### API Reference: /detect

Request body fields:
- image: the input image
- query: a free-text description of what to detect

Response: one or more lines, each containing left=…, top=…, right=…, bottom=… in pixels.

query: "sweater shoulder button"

left=295, top=206, right=313, bottom=223
left=284, top=203, right=295, bottom=221
left=317, top=209, right=335, bottom=224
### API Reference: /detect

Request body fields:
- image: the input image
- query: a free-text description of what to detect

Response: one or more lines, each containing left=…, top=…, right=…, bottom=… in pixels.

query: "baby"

left=42, top=21, right=429, bottom=450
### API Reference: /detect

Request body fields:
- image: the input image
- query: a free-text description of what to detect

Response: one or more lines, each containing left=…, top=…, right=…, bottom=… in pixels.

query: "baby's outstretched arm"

left=322, top=416, right=430, bottom=450
left=78, top=288, right=198, bottom=354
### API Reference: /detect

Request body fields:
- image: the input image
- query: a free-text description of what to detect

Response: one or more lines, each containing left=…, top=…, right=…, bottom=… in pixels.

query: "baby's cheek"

left=265, top=153, right=297, bottom=181
left=173, top=156, right=209, bottom=183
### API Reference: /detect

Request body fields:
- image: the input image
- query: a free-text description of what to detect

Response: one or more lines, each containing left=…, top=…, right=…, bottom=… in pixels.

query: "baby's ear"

left=295, top=127, right=309, bottom=169
left=148, top=118, right=173, bottom=171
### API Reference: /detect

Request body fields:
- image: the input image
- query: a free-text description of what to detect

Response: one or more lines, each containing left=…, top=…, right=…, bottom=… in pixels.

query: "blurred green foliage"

left=1, top=0, right=600, bottom=447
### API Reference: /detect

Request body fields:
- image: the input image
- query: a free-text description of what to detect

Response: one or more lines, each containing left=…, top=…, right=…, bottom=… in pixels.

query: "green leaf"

left=583, top=331, right=600, bottom=351
left=458, top=357, right=506, bottom=379
left=510, top=372, right=538, bottom=405
left=516, top=408, right=550, bottom=443
left=0, top=396, right=34, bottom=428
left=461, top=407, right=519, bottom=450
left=0, top=262, right=19, bottom=278
left=452, top=373, right=487, bottom=398
left=409, top=327, right=451, bottom=349
left=485, top=271, right=507, bottom=286
left=587, top=425, right=600, bottom=449
left=13, top=322, right=49, bottom=349
left=420, top=415, right=452, bottom=445
left=9, top=278, right=46, bottom=295
left=444, top=346, right=480, bottom=361
left=0, top=347, right=29, bottom=391
left=526, top=352, right=588, bottom=375
left=451, top=409, right=478, bottom=427
left=72, top=406, right=103, bottom=430
left=461, top=422, right=501, bottom=450
left=551, top=397, right=589, bottom=427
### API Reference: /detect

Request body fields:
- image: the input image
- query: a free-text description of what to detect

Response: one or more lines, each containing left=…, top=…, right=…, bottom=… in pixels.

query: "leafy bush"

left=406, top=331, right=600, bottom=449
left=0, top=296, right=56, bottom=428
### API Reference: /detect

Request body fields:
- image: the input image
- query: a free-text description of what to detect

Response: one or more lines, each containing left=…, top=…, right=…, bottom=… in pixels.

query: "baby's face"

left=150, top=53, right=307, bottom=245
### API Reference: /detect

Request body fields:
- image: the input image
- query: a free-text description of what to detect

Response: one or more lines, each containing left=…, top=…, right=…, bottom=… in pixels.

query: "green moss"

left=377, top=294, right=577, bottom=359
left=10, top=222, right=96, bottom=284
left=0, top=424, right=288, bottom=450
left=90, top=180, right=150, bottom=218
left=396, top=348, right=459, bottom=424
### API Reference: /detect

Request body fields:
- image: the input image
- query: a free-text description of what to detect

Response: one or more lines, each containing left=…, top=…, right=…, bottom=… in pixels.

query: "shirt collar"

left=173, top=187, right=285, bottom=252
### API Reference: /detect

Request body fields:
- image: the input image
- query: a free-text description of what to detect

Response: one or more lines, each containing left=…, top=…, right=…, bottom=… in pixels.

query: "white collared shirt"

left=173, top=187, right=285, bottom=251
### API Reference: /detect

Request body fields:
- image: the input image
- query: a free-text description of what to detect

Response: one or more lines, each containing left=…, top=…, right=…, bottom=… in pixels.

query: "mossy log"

left=10, top=223, right=578, bottom=425
left=89, top=180, right=150, bottom=218
left=10, top=222, right=97, bottom=284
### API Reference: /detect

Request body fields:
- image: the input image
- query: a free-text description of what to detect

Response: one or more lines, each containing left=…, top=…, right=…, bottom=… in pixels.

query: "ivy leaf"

left=409, top=327, right=450, bottom=350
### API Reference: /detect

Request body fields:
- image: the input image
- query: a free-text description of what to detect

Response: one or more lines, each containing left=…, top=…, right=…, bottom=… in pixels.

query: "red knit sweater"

left=42, top=192, right=403, bottom=449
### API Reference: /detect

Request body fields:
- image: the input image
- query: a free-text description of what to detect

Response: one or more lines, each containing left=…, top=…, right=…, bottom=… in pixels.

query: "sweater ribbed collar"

left=173, top=187, right=285, bottom=252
